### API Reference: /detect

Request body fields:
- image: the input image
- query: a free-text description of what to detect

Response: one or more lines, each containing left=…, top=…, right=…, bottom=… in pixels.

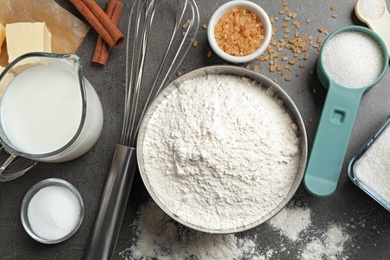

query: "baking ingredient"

left=257, top=0, right=326, bottom=83
left=214, top=8, right=265, bottom=56
left=0, top=63, right=103, bottom=162
left=322, top=31, right=384, bottom=89
left=354, top=121, right=390, bottom=203
left=0, top=23, right=5, bottom=55
left=70, top=0, right=124, bottom=49
left=120, top=202, right=351, bottom=260
left=300, top=225, right=350, bottom=260
left=121, top=202, right=239, bottom=259
left=358, top=0, right=386, bottom=20
left=269, top=206, right=311, bottom=241
left=1, top=64, right=81, bottom=154
left=0, top=0, right=90, bottom=68
left=268, top=206, right=350, bottom=259
left=5, top=22, right=51, bottom=63
left=92, top=0, right=123, bottom=65
left=120, top=201, right=265, bottom=260
left=141, top=74, right=301, bottom=231
left=27, top=185, right=80, bottom=240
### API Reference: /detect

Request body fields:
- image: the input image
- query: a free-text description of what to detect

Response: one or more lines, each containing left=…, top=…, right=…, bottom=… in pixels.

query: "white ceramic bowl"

left=207, top=0, right=272, bottom=63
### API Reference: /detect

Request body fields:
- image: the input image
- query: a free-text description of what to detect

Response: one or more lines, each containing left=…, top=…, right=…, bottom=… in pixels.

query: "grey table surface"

left=1, top=0, right=390, bottom=259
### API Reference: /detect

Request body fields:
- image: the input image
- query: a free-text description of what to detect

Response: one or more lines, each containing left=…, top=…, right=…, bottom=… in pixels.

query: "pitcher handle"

left=0, top=146, right=38, bottom=182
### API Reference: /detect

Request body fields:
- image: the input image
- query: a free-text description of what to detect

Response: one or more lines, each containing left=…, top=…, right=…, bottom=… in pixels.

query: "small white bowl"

left=207, top=0, right=272, bottom=63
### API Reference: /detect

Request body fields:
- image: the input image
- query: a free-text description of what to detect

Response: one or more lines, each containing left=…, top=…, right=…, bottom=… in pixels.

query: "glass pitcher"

left=0, top=52, right=103, bottom=181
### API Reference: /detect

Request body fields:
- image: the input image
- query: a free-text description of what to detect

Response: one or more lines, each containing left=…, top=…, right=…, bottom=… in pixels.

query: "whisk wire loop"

left=122, top=0, right=199, bottom=147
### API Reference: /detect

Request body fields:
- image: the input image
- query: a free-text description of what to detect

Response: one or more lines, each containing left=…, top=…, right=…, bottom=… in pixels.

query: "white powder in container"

left=322, top=31, right=384, bottom=89
left=140, top=74, right=301, bottom=231
left=358, top=0, right=386, bottom=21
left=27, top=185, right=81, bottom=240
left=354, top=121, right=390, bottom=204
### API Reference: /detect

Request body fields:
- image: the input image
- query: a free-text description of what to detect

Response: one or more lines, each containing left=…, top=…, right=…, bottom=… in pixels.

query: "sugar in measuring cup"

left=304, top=26, right=389, bottom=197
left=355, top=0, right=390, bottom=57
left=0, top=52, right=103, bottom=181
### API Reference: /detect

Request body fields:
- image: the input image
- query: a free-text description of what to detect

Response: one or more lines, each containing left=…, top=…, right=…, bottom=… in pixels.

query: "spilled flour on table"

left=269, top=206, right=350, bottom=259
left=269, top=206, right=311, bottom=241
left=300, top=225, right=349, bottom=260
left=119, top=201, right=351, bottom=260
left=119, top=201, right=265, bottom=260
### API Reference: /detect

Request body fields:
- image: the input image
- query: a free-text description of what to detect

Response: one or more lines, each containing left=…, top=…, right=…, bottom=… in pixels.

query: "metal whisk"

left=85, top=0, right=199, bottom=259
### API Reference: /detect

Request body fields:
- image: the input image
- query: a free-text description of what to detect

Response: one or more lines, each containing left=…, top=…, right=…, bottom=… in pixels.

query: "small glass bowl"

left=207, top=0, right=272, bottom=63
left=20, top=178, right=84, bottom=244
left=348, top=116, right=390, bottom=212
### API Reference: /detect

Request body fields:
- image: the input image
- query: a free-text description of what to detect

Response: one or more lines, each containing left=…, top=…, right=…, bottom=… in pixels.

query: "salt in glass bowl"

left=207, top=0, right=272, bottom=63
left=20, top=178, right=84, bottom=244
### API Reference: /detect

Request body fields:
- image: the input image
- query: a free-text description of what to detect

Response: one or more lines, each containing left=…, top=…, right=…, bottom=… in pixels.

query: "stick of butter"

left=5, top=22, right=52, bottom=63
left=0, top=23, right=5, bottom=55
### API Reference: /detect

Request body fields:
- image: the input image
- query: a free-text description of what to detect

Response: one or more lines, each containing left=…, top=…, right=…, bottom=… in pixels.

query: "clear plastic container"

left=348, top=115, right=390, bottom=212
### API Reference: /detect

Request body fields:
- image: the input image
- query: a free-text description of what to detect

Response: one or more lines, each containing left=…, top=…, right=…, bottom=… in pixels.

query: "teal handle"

left=304, top=84, right=365, bottom=197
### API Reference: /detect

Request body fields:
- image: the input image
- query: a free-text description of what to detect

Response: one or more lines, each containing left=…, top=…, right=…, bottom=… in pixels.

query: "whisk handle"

left=85, top=144, right=136, bottom=260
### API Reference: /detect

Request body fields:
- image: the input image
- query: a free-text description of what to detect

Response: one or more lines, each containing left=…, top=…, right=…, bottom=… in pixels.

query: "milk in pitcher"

left=0, top=63, right=103, bottom=162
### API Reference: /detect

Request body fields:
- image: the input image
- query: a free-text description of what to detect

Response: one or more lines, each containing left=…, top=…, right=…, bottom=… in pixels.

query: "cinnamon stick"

left=92, top=0, right=123, bottom=65
left=70, top=0, right=124, bottom=48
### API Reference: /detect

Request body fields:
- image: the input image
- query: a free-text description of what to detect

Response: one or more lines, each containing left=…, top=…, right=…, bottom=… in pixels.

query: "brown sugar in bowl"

left=207, top=1, right=272, bottom=63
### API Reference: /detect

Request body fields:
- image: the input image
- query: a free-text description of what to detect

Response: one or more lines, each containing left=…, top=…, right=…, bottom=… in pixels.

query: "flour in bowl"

left=140, top=74, right=301, bottom=231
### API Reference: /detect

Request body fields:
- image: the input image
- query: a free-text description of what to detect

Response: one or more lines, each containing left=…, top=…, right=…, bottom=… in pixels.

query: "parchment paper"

left=0, top=0, right=90, bottom=67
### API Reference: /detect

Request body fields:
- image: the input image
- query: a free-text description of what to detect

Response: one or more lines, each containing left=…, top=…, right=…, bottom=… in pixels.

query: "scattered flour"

left=119, top=201, right=265, bottom=260
left=268, top=206, right=350, bottom=260
left=269, top=206, right=311, bottom=241
left=300, top=225, right=350, bottom=260
left=119, top=202, right=351, bottom=260
left=140, top=74, right=301, bottom=231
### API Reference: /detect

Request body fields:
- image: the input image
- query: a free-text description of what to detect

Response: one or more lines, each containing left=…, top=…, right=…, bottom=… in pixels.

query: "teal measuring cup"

left=304, top=26, right=389, bottom=197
